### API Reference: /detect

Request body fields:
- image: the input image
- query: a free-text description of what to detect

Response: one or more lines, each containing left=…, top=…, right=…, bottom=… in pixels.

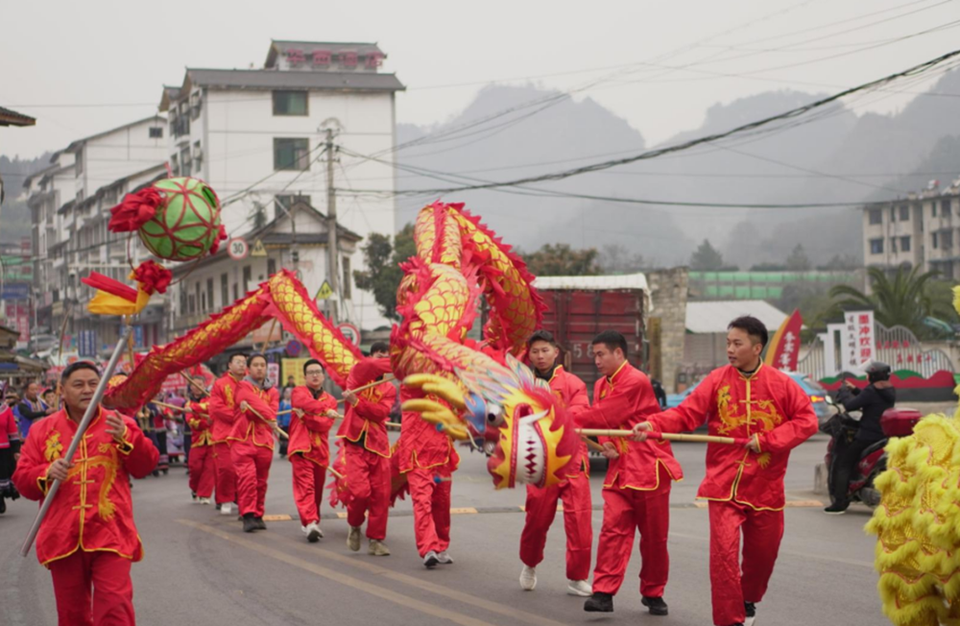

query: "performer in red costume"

left=13, top=362, right=159, bottom=626
left=185, top=391, right=214, bottom=505
left=397, top=383, right=460, bottom=568
left=230, top=354, right=279, bottom=533
left=635, top=316, right=818, bottom=626
left=289, top=359, right=339, bottom=542
left=518, top=330, right=593, bottom=596
left=579, top=330, right=682, bottom=618
left=209, top=353, right=245, bottom=516
left=337, top=342, right=396, bottom=557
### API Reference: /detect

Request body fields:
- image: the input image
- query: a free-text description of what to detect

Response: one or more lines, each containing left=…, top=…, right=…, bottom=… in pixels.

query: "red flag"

left=764, top=309, right=803, bottom=371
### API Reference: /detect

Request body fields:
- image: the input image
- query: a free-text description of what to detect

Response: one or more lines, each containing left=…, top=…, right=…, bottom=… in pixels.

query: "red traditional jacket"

left=209, top=373, right=242, bottom=443
left=396, top=385, right=460, bottom=474
left=337, top=374, right=396, bottom=458
left=577, top=361, right=683, bottom=490
left=12, top=407, right=159, bottom=566
left=0, top=404, right=20, bottom=449
left=289, top=385, right=338, bottom=467
left=229, top=379, right=279, bottom=450
left=186, top=401, right=213, bottom=447
left=648, top=363, right=818, bottom=510
left=543, top=366, right=590, bottom=479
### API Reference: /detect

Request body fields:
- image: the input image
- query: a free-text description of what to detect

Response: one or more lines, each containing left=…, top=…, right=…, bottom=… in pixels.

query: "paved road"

left=0, top=434, right=887, bottom=625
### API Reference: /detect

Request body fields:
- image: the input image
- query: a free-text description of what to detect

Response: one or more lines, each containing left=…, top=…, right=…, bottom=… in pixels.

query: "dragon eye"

left=486, top=403, right=504, bottom=427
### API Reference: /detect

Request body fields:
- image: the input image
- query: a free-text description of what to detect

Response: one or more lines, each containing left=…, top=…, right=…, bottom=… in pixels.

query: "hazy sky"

left=1, top=0, right=958, bottom=159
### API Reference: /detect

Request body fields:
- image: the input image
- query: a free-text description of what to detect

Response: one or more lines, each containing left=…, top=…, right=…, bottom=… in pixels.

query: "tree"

left=690, top=239, right=724, bottom=271
left=597, top=244, right=646, bottom=274
left=817, top=254, right=859, bottom=271
left=522, top=243, right=600, bottom=276
left=785, top=244, right=811, bottom=271
left=249, top=201, right=269, bottom=230
left=750, top=262, right=787, bottom=271
left=829, top=265, right=941, bottom=338
left=353, top=223, right=415, bottom=321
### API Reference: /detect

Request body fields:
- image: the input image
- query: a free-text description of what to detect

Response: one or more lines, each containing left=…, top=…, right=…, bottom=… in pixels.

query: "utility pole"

left=325, top=127, right=340, bottom=324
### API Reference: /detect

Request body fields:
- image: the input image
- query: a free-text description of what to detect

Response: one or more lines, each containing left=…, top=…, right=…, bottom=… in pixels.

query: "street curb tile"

left=263, top=514, right=293, bottom=521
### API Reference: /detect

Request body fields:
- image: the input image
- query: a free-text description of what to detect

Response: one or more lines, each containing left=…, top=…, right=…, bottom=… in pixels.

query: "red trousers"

left=231, top=441, right=273, bottom=518
left=345, top=444, right=390, bottom=540
left=188, top=444, right=215, bottom=499
left=520, top=473, right=593, bottom=581
left=709, top=500, right=784, bottom=626
left=291, top=453, right=327, bottom=526
left=212, top=441, right=237, bottom=505
left=593, top=465, right=671, bottom=598
left=406, top=467, right=452, bottom=557
left=48, top=550, right=135, bottom=626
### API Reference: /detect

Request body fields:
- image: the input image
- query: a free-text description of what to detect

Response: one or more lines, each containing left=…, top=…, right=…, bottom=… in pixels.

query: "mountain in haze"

left=395, top=67, right=960, bottom=269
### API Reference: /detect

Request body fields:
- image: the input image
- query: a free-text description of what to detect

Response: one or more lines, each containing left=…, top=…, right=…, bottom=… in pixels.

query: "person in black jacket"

left=824, top=362, right=895, bottom=514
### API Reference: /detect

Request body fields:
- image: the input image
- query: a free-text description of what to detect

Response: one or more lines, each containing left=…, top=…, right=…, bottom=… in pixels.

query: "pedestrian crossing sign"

left=315, top=280, right=334, bottom=300
left=251, top=239, right=267, bottom=257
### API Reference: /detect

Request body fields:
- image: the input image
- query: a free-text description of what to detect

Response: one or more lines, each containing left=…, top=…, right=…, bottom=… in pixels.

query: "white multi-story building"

left=862, top=180, right=960, bottom=279
left=160, top=40, right=405, bottom=329
left=24, top=116, right=167, bottom=343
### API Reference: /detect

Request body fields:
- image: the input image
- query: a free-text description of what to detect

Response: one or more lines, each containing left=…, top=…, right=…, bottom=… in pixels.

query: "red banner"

left=764, top=309, right=803, bottom=371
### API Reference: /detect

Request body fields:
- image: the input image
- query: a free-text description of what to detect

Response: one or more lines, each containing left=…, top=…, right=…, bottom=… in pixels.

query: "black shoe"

left=216, top=503, right=222, bottom=511
left=254, top=517, right=267, bottom=530
left=584, top=592, right=613, bottom=613
left=824, top=503, right=848, bottom=515
left=745, top=601, right=756, bottom=618
left=642, top=596, right=668, bottom=616
left=242, top=514, right=258, bottom=533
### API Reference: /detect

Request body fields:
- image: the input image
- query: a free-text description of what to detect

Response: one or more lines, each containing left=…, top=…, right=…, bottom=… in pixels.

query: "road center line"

left=176, top=519, right=500, bottom=626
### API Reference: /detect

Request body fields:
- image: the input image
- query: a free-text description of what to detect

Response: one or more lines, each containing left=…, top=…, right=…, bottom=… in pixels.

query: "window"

left=193, top=141, right=203, bottom=171
left=272, top=91, right=308, bottom=116
left=899, top=205, right=910, bottom=221
left=274, top=194, right=310, bottom=218
left=179, top=287, right=187, bottom=315
left=170, top=154, right=179, bottom=177
left=220, top=273, right=229, bottom=309
left=943, top=230, right=954, bottom=250
left=188, top=294, right=195, bottom=314
left=869, top=238, right=884, bottom=254
left=944, top=199, right=953, bottom=216
left=233, top=283, right=239, bottom=301
left=868, top=208, right=882, bottom=225
left=206, top=278, right=214, bottom=313
left=342, top=256, right=352, bottom=299
left=149, top=127, right=163, bottom=139
left=243, top=265, right=252, bottom=292
left=267, top=258, right=277, bottom=277
left=195, top=282, right=202, bottom=313
left=901, top=236, right=911, bottom=252
left=274, top=138, right=310, bottom=171
left=75, top=147, right=84, bottom=176
left=890, top=237, right=897, bottom=254
left=932, top=202, right=938, bottom=217
left=890, top=207, right=896, bottom=222
left=933, top=232, right=939, bottom=249
left=180, top=147, right=192, bottom=177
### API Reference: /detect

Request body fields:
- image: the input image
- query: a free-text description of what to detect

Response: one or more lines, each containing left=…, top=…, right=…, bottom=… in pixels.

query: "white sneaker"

left=566, top=579, right=592, bottom=596
left=198, top=497, right=211, bottom=505
left=302, top=522, right=323, bottom=543
left=347, top=526, right=361, bottom=552
left=436, top=550, right=453, bottom=564
left=519, top=565, right=537, bottom=591
left=220, top=502, right=233, bottom=516
left=423, top=550, right=440, bottom=568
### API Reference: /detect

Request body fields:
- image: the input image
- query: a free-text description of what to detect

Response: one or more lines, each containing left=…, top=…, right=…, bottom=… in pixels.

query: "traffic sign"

left=228, top=238, right=249, bottom=260
left=251, top=239, right=267, bottom=257
left=285, top=340, right=302, bottom=357
left=315, top=280, right=334, bottom=300
left=337, top=322, right=361, bottom=346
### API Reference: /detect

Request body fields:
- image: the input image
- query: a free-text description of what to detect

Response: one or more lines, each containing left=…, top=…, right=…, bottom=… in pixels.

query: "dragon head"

left=403, top=354, right=580, bottom=489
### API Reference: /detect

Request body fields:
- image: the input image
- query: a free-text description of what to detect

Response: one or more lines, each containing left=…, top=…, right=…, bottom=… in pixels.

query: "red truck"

left=533, top=274, right=648, bottom=398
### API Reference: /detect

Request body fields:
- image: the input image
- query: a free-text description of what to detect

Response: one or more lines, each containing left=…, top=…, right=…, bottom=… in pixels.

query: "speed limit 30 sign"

left=228, top=237, right=249, bottom=260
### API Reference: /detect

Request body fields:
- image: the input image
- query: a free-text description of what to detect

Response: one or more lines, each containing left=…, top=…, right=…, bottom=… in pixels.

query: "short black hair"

left=728, top=316, right=769, bottom=349
left=527, top=329, right=559, bottom=349
left=369, top=341, right=389, bottom=355
left=42, top=389, right=55, bottom=397
left=247, top=353, right=267, bottom=366
left=229, top=353, right=247, bottom=364
left=303, top=359, right=324, bottom=375
left=61, top=361, right=101, bottom=384
left=592, top=330, right=628, bottom=357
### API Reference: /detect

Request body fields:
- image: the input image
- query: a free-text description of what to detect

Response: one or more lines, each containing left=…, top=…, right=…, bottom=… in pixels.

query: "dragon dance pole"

left=576, top=429, right=750, bottom=446
left=20, top=326, right=132, bottom=557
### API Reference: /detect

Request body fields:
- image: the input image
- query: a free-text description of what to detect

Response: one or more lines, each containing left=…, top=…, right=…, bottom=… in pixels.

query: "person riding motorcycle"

left=824, top=361, right=895, bottom=514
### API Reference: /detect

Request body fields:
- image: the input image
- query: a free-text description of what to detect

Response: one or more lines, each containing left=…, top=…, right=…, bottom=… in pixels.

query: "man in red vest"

left=289, top=359, right=339, bottom=542
left=634, top=316, right=818, bottom=626
left=337, top=342, right=396, bottom=556
left=230, top=354, right=279, bottom=533
left=14, top=361, right=159, bottom=625
left=578, top=330, right=682, bottom=617
left=209, top=353, right=245, bottom=515
left=518, top=330, right=593, bottom=595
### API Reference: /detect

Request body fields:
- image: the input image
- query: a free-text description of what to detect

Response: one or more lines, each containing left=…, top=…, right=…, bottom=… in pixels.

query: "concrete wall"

left=646, top=267, right=688, bottom=393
